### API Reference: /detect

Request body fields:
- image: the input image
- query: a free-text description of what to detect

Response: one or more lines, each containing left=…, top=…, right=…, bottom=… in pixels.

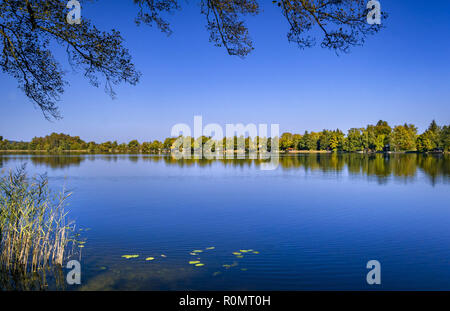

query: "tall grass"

left=0, top=165, right=76, bottom=272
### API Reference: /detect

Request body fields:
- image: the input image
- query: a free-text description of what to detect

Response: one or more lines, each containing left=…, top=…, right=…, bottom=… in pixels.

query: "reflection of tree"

left=0, top=266, right=66, bottom=291
left=0, top=154, right=86, bottom=169
left=417, top=154, right=450, bottom=186
left=31, top=155, right=85, bottom=169
left=161, top=153, right=449, bottom=184
left=391, top=154, right=417, bottom=178
left=0, top=153, right=448, bottom=184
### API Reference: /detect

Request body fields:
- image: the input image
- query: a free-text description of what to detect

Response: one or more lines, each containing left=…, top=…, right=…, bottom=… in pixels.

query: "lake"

left=0, top=153, right=449, bottom=290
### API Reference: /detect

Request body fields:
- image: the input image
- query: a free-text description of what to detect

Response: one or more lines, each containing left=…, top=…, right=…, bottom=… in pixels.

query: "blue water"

left=0, top=153, right=449, bottom=290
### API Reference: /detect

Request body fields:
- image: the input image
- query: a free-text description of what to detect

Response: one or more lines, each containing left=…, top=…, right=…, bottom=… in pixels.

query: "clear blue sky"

left=1, top=1, right=449, bottom=143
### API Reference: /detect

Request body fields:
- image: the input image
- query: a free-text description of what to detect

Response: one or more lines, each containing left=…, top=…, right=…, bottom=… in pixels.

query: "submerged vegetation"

left=1, top=121, right=449, bottom=154
left=0, top=166, right=76, bottom=273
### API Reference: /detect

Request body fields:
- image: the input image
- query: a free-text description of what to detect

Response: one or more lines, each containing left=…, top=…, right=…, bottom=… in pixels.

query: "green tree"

left=163, top=137, right=176, bottom=151
left=128, top=140, right=141, bottom=153
left=99, top=141, right=112, bottom=153
left=118, top=143, right=128, bottom=153
left=141, top=142, right=151, bottom=154
left=111, top=141, right=118, bottom=152
left=87, top=142, right=97, bottom=153
left=150, top=140, right=163, bottom=153
left=440, top=125, right=450, bottom=152
left=391, top=124, right=417, bottom=151
left=417, top=120, right=441, bottom=151
left=318, top=130, right=334, bottom=150
left=280, top=133, right=294, bottom=151
left=422, top=120, right=442, bottom=150
left=365, top=120, right=392, bottom=151
left=330, top=130, right=345, bottom=152
left=416, top=134, right=434, bottom=152
left=292, top=134, right=302, bottom=151
left=345, top=128, right=365, bottom=152
left=298, top=131, right=319, bottom=150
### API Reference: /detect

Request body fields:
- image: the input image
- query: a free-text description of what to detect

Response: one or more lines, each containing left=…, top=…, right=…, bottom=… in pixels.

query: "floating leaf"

left=239, top=250, right=249, bottom=253
left=195, top=263, right=205, bottom=267
left=161, top=254, right=167, bottom=258
left=189, top=261, right=201, bottom=265
left=222, top=264, right=231, bottom=269
left=206, top=247, right=215, bottom=250
left=122, top=255, right=139, bottom=259
left=232, top=252, right=241, bottom=256
left=236, top=255, right=244, bottom=259
left=78, top=245, right=85, bottom=248
left=189, top=252, right=197, bottom=256
left=192, top=250, right=203, bottom=253
left=145, top=257, right=155, bottom=261
left=252, top=251, right=259, bottom=254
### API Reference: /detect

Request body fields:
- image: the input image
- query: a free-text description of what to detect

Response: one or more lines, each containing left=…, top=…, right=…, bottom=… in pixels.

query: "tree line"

left=279, top=120, right=449, bottom=153
left=1, top=121, right=449, bottom=153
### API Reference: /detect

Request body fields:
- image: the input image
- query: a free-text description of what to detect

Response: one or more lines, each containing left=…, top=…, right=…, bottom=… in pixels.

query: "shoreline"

left=0, top=150, right=448, bottom=155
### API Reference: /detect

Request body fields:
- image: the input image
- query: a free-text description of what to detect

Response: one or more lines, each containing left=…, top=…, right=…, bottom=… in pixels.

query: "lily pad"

left=195, top=263, right=205, bottom=267
left=145, top=257, right=155, bottom=261
left=189, top=261, right=201, bottom=265
left=122, top=255, right=139, bottom=259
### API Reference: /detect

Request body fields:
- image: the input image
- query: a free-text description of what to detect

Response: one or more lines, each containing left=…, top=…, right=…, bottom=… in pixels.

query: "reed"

left=0, top=165, right=76, bottom=272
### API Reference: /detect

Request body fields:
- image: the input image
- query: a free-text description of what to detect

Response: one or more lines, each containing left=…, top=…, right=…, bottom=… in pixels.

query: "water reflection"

left=1, top=153, right=448, bottom=291
left=0, top=266, right=67, bottom=291
left=0, top=153, right=448, bottom=185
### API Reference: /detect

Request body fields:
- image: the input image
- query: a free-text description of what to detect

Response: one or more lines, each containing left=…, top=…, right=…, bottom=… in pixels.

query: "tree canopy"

left=1, top=0, right=386, bottom=119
